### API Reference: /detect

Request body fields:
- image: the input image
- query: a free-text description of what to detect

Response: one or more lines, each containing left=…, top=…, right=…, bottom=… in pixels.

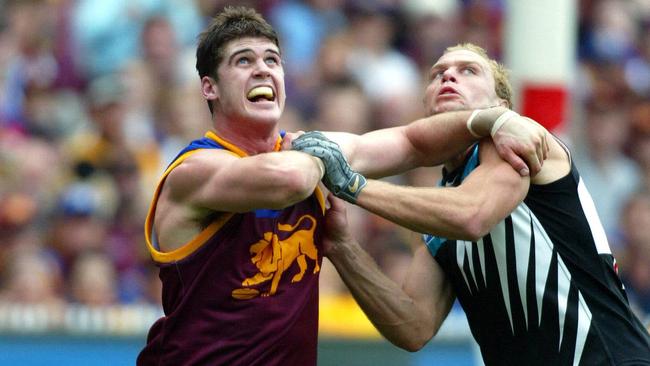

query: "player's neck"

left=213, top=122, right=280, bottom=155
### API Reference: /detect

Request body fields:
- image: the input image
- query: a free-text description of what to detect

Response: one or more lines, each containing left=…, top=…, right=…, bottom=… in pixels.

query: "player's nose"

left=442, top=69, right=457, bottom=83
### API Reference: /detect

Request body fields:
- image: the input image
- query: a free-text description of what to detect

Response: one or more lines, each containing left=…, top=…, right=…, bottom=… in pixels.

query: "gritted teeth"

left=247, top=86, right=274, bottom=101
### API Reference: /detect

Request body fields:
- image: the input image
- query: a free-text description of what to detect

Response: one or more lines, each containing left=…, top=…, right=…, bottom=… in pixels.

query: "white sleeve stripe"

left=577, top=178, right=611, bottom=254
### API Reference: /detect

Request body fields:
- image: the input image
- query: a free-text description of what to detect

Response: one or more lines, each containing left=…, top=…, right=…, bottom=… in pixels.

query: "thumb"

left=327, top=193, right=345, bottom=213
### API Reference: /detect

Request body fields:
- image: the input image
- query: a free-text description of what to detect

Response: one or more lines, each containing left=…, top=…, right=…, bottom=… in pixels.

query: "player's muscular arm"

left=323, top=197, right=455, bottom=351
left=323, top=110, right=480, bottom=179
left=323, top=107, right=547, bottom=178
left=166, top=149, right=324, bottom=213
left=405, top=107, right=548, bottom=176
left=356, top=140, right=529, bottom=240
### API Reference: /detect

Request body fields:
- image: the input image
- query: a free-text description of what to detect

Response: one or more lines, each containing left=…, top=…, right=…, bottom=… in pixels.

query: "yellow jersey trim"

left=144, top=131, right=325, bottom=263
left=144, top=148, right=236, bottom=263
left=205, top=130, right=325, bottom=213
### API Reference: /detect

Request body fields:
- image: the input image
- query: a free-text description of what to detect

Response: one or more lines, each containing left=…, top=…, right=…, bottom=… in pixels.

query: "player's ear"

left=201, top=76, right=219, bottom=102
left=498, top=98, right=510, bottom=108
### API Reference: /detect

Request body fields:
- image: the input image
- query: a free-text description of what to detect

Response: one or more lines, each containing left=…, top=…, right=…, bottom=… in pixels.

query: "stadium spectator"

left=618, top=191, right=650, bottom=322
left=572, top=103, right=641, bottom=240
left=68, top=251, right=118, bottom=306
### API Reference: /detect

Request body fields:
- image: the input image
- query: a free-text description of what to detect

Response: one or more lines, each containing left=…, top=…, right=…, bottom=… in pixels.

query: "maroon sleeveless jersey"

left=138, top=131, right=326, bottom=365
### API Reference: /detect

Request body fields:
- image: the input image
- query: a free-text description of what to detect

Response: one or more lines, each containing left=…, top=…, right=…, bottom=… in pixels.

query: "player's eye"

left=462, top=67, right=477, bottom=75
left=265, top=56, right=280, bottom=65
left=431, top=70, right=444, bottom=80
left=236, top=57, right=250, bottom=65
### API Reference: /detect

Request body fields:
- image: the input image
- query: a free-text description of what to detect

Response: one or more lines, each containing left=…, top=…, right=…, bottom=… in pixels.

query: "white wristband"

left=490, top=110, right=519, bottom=136
left=466, top=109, right=483, bottom=138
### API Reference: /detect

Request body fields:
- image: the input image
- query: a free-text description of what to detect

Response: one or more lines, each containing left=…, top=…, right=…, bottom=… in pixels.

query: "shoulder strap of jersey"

left=423, top=144, right=480, bottom=256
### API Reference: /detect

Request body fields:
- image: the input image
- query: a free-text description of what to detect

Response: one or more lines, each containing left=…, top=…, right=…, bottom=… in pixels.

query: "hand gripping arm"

left=293, top=132, right=367, bottom=203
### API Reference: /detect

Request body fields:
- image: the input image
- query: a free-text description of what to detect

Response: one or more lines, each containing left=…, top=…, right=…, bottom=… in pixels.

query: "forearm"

left=320, top=107, right=509, bottom=178
left=326, top=239, right=434, bottom=350
left=259, top=151, right=325, bottom=205
left=343, top=112, right=476, bottom=178
left=404, top=107, right=509, bottom=167
left=196, top=151, right=324, bottom=212
left=356, top=180, right=482, bottom=240
left=355, top=142, right=529, bottom=240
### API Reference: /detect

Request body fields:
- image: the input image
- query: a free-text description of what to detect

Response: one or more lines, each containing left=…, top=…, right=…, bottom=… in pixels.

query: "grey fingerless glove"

left=292, top=132, right=367, bottom=203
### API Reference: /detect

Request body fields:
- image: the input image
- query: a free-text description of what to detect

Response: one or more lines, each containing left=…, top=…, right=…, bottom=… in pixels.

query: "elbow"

left=400, top=339, right=428, bottom=353
left=253, top=154, right=318, bottom=209
left=400, top=343, right=423, bottom=353
left=463, top=224, right=489, bottom=242
left=287, top=165, right=319, bottom=198
left=394, top=327, right=434, bottom=352
left=457, top=206, right=492, bottom=241
left=383, top=319, right=435, bottom=352
left=272, top=166, right=317, bottom=206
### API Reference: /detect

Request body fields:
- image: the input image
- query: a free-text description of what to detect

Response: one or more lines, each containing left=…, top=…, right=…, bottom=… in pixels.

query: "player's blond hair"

left=444, top=43, right=513, bottom=108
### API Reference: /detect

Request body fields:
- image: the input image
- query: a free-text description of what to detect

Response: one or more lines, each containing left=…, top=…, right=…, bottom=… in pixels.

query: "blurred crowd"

left=0, top=0, right=649, bottom=334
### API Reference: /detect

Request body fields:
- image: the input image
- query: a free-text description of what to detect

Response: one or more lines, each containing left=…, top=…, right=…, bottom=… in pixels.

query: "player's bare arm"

left=323, top=110, right=477, bottom=179
left=402, top=107, right=548, bottom=176
left=322, top=195, right=455, bottom=351
left=355, top=139, right=530, bottom=240
left=165, top=149, right=323, bottom=212
left=316, top=107, right=548, bottom=179
left=154, top=148, right=323, bottom=251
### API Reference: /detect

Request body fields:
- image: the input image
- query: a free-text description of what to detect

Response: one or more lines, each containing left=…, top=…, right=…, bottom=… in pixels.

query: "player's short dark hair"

left=195, top=6, right=279, bottom=114
left=196, top=6, right=279, bottom=80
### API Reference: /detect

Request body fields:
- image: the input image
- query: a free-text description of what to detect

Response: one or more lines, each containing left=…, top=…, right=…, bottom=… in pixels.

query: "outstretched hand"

left=492, top=115, right=549, bottom=177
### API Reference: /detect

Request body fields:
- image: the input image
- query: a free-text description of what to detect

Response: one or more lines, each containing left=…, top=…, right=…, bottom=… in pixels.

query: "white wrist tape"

left=490, top=110, right=519, bottom=136
left=466, top=109, right=483, bottom=138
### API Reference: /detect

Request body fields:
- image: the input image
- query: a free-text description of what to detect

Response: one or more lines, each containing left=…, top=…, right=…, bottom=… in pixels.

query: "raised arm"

left=322, top=110, right=476, bottom=179
left=316, top=107, right=547, bottom=179
left=322, top=195, right=455, bottom=351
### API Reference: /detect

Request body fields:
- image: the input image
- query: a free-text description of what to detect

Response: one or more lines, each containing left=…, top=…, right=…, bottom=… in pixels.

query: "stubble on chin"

left=430, top=102, right=466, bottom=116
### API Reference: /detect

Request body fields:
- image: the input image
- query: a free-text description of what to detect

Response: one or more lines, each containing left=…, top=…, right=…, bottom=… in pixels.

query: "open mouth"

left=247, top=86, right=275, bottom=103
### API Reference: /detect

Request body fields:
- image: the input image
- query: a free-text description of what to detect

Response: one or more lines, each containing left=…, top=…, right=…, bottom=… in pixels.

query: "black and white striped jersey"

left=424, top=144, right=650, bottom=365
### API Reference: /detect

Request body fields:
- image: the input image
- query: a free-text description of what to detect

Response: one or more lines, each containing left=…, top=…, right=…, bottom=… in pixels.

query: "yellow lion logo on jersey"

left=232, top=215, right=319, bottom=299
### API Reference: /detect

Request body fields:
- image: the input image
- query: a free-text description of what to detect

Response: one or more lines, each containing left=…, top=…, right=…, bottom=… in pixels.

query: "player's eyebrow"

left=228, top=48, right=281, bottom=65
left=428, top=60, right=485, bottom=80
left=428, top=63, right=446, bottom=79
